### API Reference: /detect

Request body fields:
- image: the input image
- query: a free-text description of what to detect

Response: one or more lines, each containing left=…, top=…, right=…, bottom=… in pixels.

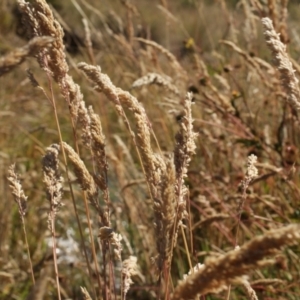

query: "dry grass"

left=1, top=0, right=300, bottom=299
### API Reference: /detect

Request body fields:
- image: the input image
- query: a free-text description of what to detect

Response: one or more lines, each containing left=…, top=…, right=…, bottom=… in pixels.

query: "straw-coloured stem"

left=135, top=37, right=187, bottom=80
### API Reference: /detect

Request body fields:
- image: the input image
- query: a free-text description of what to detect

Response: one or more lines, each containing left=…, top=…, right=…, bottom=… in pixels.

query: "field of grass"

left=1, top=0, right=300, bottom=299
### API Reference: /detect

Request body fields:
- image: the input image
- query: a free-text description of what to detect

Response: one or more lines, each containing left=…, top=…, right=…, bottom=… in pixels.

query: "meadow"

left=1, top=0, right=300, bottom=299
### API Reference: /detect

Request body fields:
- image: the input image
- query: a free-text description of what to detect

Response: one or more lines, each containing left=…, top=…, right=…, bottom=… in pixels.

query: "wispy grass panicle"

left=17, top=0, right=68, bottom=81
left=262, top=17, right=300, bottom=113
left=42, top=144, right=64, bottom=217
left=157, top=91, right=197, bottom=286
left=8, top=165, right=28, bottom=217
left=0, top=36, right=54, bottom=77
left=153, top=157, right=176, bottom=272
left=62, top=142, right=97, bottom=195
left=171, top=224, right=300, bottom=300
left=89, top=106, right=108, bottom=191
left=77, top=63, right=121, bottom=107
left=77, top=62, right=162, bottom=192
left=132, top=73, right=180, bottom=96
left=17, top=1, right=100, bottom=295
left=7, top=165, right=35, bottom=285
left=78, top=62, right=181, bottom=270
left=78, top=62, right=194, bottom=276
left=76, top=101, right=108, bottom=192
left=244, top=154, right=258, bottom=186
left=62, top=142, right=109, bottom=226
left=17, top=0, right=82, bottom=120
left=173, top=92, right=197, bottom=233
left=42, top=144, right=64, bottom=300
left=98, top=226, right=123, bottom=260
left=78, top=100, right=92, bottom=148
left=237, top=154, right=258, bottom=220
left=121, top=256, right=138, bottom=300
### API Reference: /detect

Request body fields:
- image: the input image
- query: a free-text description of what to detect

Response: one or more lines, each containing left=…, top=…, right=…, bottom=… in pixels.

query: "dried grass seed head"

left=7, top=164, right=28, bottom=216
left=262, top=17, right=300, bottom=113
left=62, top=142, right=109, bottom=225
left=0, top=36, right=54, bottom=77
left=80, top=287, right=93, bottom=300
left=169, top=92, right=197, bottom=256
left=42, top=144, right=63, bottom=213
left=64, top=75, right=83, bottom=121
left=25, top=0, right=68, bottom=80
left=153, top=157, right=177, bottom=272
left=17, top=0, right=67, bottom=79
left=174, top=92, right=197, bottom=174
left=78, top=100, right=92, bottom=148
left=171, top=224, right=300, bottom=300
left=62, top=142, right=96, bottom=194
left=183, top=263, right=204, bottom=280
left=17, top=0, right=82, bottom=120
left=246, top=154, right=258, bottom=181
left=78, top=62, right=162, bottom=188
left=99, top=226, right=123, bottom=260
left=122, top=256, right=138, bottom=298
left=89, top=107, right=106, bottom=161
left=241, top=279, right=259, bottom=300
left=132, top=73, right=180, bottom=96
left=62, top=142, right=99, bottom=210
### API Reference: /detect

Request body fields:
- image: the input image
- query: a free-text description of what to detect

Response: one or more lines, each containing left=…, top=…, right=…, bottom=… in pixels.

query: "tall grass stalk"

left=17, top=0, right=104, bottom=296
left=226, top=154, right=258, bottom=300
left=42, top=144, right=63, bottom=300
left=7, top=165, right=35, bottom=285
